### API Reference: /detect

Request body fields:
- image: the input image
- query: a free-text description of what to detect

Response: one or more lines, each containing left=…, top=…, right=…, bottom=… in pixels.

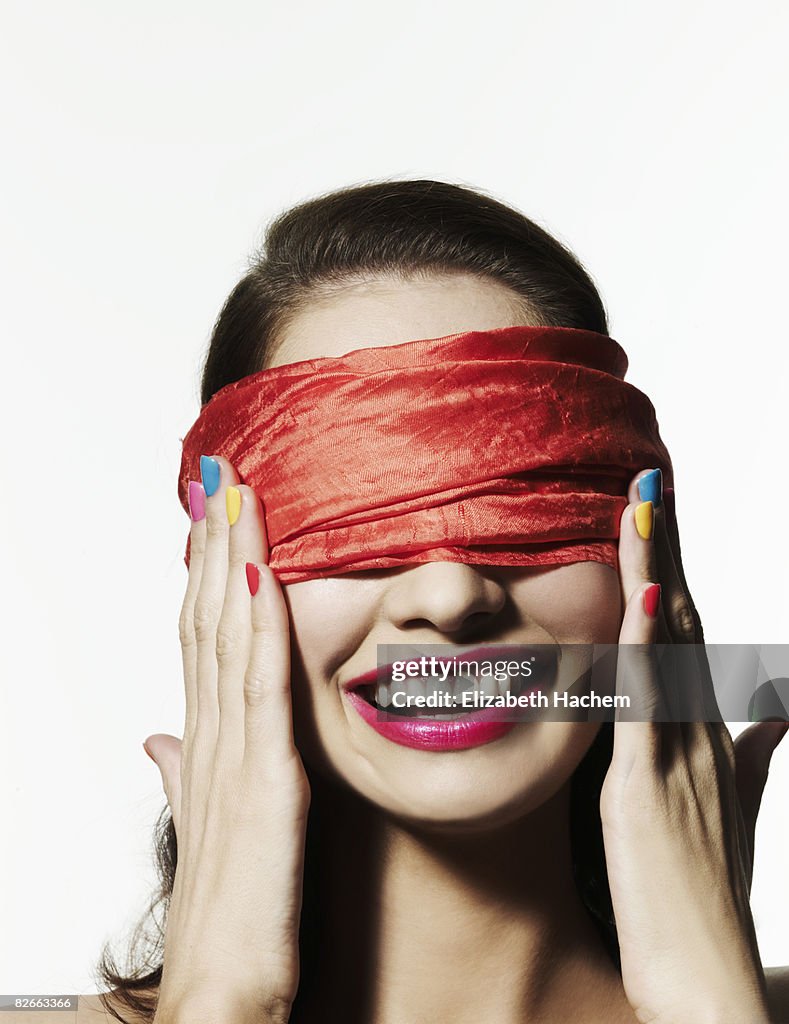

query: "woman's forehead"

left=267, top=272, right=532, bottom=368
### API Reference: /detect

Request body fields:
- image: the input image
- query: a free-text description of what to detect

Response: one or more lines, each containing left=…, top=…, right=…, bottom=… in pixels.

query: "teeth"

left=373, top=670, right=527, bottom=709
left=406, top=675, right=422, bottom=704
left=452, top=673, right=475, bottom=701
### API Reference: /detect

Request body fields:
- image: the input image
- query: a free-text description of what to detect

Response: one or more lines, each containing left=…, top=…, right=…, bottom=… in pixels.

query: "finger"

left=618, top=479, right=660, bottom=631
left=610, top=577, right=664, bottom=778
left=143, top=734, right=183, bottom=836
left=192, top=454, right=241, bottom=754
left=215, top=484, right=268, bottom=762
left=242, top=561, right=297, bottom=776
left=662, top=484, right=704, bottom=643
left=180, top=480, right=206, bottom=746
left=616, top=482, right=662, bottom=743
left=628, top=469, right=673, bottom=643
left=632, top=469, right=698, bottom=643
left=632, top=475, right=720, bottom=735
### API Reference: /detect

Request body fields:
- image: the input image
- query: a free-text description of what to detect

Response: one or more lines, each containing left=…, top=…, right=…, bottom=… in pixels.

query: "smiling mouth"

left=355, top=656, right=557, bottom=720
left=342, top=648, right=561, bottom=751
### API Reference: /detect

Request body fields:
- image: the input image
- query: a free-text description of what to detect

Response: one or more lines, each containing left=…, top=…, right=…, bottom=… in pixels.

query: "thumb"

left=142, top=733, right=183, bottom=835
left=733, top=719, right=788, bottom=865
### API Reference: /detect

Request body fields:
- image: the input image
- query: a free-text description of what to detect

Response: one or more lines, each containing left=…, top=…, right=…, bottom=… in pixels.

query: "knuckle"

left=178, top=606, right=196, bottom=648
left=215, top=619, right=246, bottom=662
left=228, top=542, right=256, bottom=575
left=670, top=592, right=697, bottom=640
left=228, top=544, right=248, bottom=570
left=243, top=668, right=269, bottom=707
left=187, top=527, right=205, bottom=559
left=205, top=513, right=228, bottom=539
left=193, top=598, right=221, bottom=642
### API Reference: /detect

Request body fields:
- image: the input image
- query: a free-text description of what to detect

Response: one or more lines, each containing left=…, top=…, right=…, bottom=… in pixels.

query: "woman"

left=93, top=180, right=789, bottom=1023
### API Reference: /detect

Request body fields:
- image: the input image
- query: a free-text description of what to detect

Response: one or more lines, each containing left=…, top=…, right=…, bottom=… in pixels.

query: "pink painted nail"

left=188, top=480, right=206, bottom=521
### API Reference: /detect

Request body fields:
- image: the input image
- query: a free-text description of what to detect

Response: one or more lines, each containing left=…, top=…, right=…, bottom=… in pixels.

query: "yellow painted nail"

left=635, top=500, right=654, bottom=540
left=226, top=486, right=242, bottom=526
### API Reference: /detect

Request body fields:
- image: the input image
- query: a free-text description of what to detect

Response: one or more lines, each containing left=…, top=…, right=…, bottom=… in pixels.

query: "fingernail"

left=643, top=583, right=661, bottom=618
left=226, top=485, right=242, bottom=526
left=635, top=500, right=654, bottom=540
left=246, top=562, right=260, bottom=596
left=200, top=455, right=221, bottom=497
left=188, top=481, right=205, bottom=522
left=142, top=741, right=156, bottom=763
left=637, top=468, right=663, bottom=508
left=663, top=486, right=675, bottom=516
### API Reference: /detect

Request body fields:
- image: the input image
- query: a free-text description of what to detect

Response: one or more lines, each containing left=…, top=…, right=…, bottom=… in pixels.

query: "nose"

left=380, top=560, right=508, bottom=638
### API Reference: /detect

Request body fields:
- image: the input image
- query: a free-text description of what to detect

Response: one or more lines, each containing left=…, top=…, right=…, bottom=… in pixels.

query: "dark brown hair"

left=96, top=179, right=617, bottom=1022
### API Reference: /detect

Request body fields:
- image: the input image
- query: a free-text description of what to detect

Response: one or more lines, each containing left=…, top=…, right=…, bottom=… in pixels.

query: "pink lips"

left=343, top=688, right=522, bottom=750
left=341, top=644, right=552, bottom=752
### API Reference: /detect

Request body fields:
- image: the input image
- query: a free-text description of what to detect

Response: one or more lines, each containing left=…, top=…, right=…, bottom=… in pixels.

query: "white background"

left=1, top=0, right=787, bottom=995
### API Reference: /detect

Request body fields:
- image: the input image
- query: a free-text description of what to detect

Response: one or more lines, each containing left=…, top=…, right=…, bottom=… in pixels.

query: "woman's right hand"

left=143, top=454, right=310, bottom=1024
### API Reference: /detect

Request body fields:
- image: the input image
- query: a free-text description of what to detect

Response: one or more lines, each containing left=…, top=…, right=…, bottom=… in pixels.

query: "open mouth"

left=341, top=645, right=561, bottom=751
left=355, top=654, right=557, bottom=720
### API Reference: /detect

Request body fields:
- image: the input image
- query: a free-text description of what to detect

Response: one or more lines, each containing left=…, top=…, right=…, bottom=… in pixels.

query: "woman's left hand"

left=599, top=468, right=773, bottom=1024
left=648, top=474, right=788, bottom=890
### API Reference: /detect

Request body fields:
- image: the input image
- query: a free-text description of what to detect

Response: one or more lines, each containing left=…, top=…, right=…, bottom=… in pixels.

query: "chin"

left=302, top=721, right=599, bottom=831
left=375, top=784, right=563, bottom=834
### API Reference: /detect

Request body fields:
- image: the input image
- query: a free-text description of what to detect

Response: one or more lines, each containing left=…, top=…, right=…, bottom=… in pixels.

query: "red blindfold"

left=177, top=325, right=673, bottom=583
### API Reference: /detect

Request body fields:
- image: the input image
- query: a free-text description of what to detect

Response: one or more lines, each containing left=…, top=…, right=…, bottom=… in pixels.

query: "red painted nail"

left=246, top=562, right=260, bottom=596
left=142, top=741, right=155, bottom=763
left=643, top=583, right=661, bottom=618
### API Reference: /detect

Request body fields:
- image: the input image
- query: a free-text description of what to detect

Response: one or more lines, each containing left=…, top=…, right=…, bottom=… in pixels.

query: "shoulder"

left=766, top=966, right=789, bottom=1024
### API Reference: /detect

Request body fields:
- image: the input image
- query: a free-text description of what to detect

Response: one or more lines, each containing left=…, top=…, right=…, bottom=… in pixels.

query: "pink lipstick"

left=343, top=690, right=522, bottom=750
left=341, top=644, right=554, bottom=752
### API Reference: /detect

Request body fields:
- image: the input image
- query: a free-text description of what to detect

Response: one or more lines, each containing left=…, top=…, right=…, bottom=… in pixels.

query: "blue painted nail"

left=637, top=468, right=663, bottom=508
left=200, top=455, right=221, bottom=497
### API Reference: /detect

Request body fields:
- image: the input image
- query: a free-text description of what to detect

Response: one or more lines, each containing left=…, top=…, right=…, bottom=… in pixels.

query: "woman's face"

left=269, top=273, right=622, bottom=829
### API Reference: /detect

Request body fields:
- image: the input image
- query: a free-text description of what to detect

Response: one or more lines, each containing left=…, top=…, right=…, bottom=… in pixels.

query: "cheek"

left=516, top=563, right=622, bottom=644
left=280, top=576, right=379, bottom=713
left=283, top=577, right=369, bottom=650
left=574, top=566, right=622, bottom=641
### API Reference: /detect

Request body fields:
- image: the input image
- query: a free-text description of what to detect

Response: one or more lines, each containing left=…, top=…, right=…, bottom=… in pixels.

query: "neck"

left=293, top=776, right=631, bottom=1024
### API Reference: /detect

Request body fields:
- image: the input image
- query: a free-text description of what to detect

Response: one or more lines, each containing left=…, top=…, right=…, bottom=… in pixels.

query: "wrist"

left=667, top=1010, right=769, bottom=1024
left=154, top=989, right=292, bottom=1024
left=657, top=993, right=770, bottom=1024
left=674, top=946, right=771, bottom=1024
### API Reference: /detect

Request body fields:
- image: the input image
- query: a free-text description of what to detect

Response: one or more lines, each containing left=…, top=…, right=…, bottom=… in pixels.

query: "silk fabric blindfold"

left=177, top=325, right=674, bottom=583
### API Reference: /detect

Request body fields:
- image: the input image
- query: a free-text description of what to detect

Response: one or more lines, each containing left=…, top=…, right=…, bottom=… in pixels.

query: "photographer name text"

left=386, top=689, right=630, bottom=709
